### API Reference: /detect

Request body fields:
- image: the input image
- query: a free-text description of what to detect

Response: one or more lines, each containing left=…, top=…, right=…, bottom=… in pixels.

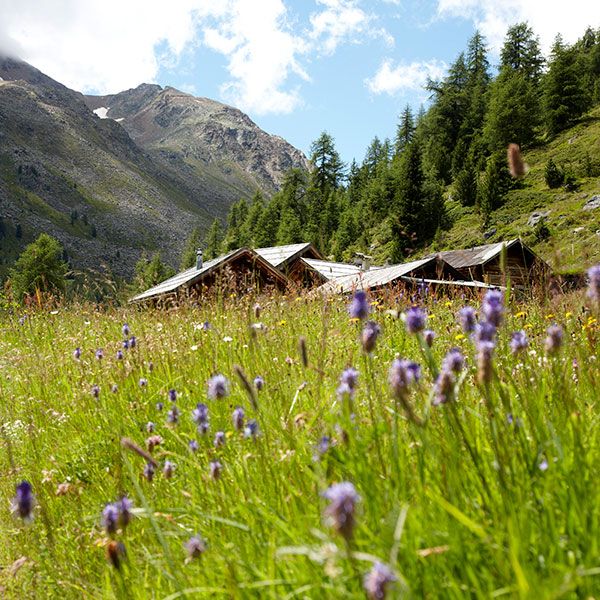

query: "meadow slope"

left=1, top=287, right=599, bottom=598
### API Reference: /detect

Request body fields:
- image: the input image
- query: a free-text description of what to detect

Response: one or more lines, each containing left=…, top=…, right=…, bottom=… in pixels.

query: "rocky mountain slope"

left=84, top=85, right=308, bottom=197
left=0, top=56, right=308, bottom=279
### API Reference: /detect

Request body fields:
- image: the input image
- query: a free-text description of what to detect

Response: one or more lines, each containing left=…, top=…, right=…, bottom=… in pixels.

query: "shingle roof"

left=255, top=242, right=321, bottom=268
left=434, top=239, right=522, bottom=269
left=301, top=258, right=362, bottom=280
left=315, top=257, right=437, bottom=294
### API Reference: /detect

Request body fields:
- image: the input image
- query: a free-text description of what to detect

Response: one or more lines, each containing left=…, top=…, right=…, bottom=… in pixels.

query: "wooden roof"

left=433, top=239, right=545, bottom=270
left=255, top=242, right=323, bottom=269
left=315, top=257, right=443, bottom=294
left=129, top=247, right=289, bottom=303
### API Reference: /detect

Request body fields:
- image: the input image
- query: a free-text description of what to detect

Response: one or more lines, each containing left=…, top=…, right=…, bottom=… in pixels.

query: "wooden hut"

left=130, top=248, right=289, bottom=304
left=433, top=239, right=550, bottom=287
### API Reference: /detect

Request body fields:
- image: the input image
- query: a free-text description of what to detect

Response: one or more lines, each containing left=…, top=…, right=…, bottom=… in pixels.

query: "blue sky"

left=1, top=0, right=599, bottom=164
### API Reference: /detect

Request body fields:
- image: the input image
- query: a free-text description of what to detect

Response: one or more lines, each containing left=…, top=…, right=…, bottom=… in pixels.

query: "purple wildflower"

left=481, top=289, right=504, bottom=327
left=188, top=439, right=199, bottom=452
left=244, top=419, right=259, bottom=439
left=214, top=431, right=226, bottom=448
left=207, top=374, right=229, bottom=399
left=349, top=290, right=370, bottom=320
left=95, top=348, right=104, bottom=360
left=361, top=320, right=381, bottom=353
left=192, top=403, right=209, bottom=434
left=539, top=458, right=549, bottom=471
left=116, top=350, right=123, bottom=360
left=442, top=348, right=464, bottom=373
left=474, top=321, right=496, bottom=344
left=323, top=481, right=360, bottom=540
left=168, top=389, right=177, bottom=402
left=129, top=336, right=136, bottom=348
left=139, top=378, right=148, bottom=388
left=423, top=329, right=436, bottom=347
left=364, top=562, right=397, bottom=600
left=111, top=384, right=118, bottom=393
left=545, top=325, right=564, bottom=355
left=122, top=323, right=130, bottom=337
left=210, top=460, right=222, bottom=480
left=163, top=461, right=176, bottom=479
left=201, top=321, right=211, bottom=331
left=510, top=330, right=529, bottom=354
left=254, top=376, right=265, bottom=391
left=12, top=481, right=35, bottom=522
left=116, top=496, right=133, bottom=529
left=405, top=306, right=426, bottom=334
left=102, top=503, right=119, bottom=535
left=185, top=535, right=207, bottom=560
left=587, top=264, right=600, bottom=304
left=143, top=462, right=155, bottom=482
left=156, top=402, right=164, bottom=411
left=232, top=406, right=245, bottom=431
left=167, top=406, right=180, bottom=425
left=388, top=359, right=420, bottom=397
left=336, top=382, right=354, bottom=400
left=91, top=384, right=100, bottom=399
left=340, top=367, right=359, bottom=391
left=458, top=306, right=477, bottom=333
left=146, top=422, right=155, bottom=433
left=313, top=436, right=331, bottom=461
left=73, top=347, right=81, bottom=360
left=122, top=339, right=129, bottom=350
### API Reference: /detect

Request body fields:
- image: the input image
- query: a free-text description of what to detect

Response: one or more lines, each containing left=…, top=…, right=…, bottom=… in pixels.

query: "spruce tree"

left=205, top=219, right=224, bottom=260
left=395, top=105, right=415, bottom=155
left=180, top=227, right=203, bottom=269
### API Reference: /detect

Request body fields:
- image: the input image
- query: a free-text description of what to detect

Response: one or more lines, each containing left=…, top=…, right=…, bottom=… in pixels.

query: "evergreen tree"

left=240, top=191, right=265, bottom=246
left=500, top=22, right=544, bottom=83
left=454, top=161, right=478, bottom=206
left=484, top=69, right=539, bottom=149
left=395, top=105, right=415, bottom=154
left=309, top=132, right=345, bottom=195
left=254, top=195, right=283, bottom=248
left=544, top=158, right=564, bottom=188
left=10, top=233, right=68, bottom=301
left=478, top=152, right=512, bottom=217
left=205, top=219, right=224, bottom=259
left=222, top=198, right=249, bottom=250
left=180, top=226, right=203, bottom=269
left=544, top=36, right=587, bottom=134
left=134, top=252, right=175, bottom=291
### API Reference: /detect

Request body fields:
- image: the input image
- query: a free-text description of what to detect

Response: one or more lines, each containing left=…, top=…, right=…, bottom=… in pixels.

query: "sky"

left=1, top=0, right=599, bottom=164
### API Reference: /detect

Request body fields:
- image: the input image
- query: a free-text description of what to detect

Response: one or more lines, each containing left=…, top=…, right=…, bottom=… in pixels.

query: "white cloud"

left=437, top=0, right=600, bottom=53
left=309, top=0, right=393, bottom=54
left=0, top=0, right=200, bottom=94
left=365, top=59, right=447, bottom=95
left=0, top=0, right=394, bottom=116
left=200, top=0, right=308, bottom=115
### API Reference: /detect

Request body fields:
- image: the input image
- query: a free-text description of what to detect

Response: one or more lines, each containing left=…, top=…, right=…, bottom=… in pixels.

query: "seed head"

left=423, top=329, right=435, bottom=347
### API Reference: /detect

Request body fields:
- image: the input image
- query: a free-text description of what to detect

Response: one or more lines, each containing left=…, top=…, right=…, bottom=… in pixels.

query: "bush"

left=544, top=158, right=564, bottom=189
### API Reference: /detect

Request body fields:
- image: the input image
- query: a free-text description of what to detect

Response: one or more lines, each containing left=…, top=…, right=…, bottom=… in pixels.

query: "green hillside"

left=433, top=105, right=600, bottom=273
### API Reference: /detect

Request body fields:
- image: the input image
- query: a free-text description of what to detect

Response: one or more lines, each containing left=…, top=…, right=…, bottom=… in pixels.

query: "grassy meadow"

left=1, top=286, right=600, bottom=599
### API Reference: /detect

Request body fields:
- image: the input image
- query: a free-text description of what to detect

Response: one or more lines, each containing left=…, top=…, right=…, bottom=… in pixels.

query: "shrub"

left=544, top=158, right=564, bottom=189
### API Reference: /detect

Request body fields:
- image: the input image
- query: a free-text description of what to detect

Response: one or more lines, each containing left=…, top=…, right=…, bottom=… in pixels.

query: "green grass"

left=1, top=289, right=599, bottom=598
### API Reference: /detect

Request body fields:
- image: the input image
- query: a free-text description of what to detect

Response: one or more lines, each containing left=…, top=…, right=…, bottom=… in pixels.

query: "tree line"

left=205, top=23, right=600, bottom=265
